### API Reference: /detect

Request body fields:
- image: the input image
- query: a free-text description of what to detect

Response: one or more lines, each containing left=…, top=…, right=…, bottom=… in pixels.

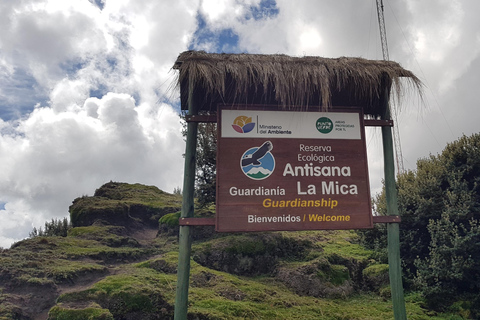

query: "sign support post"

left=381, top=83, right=407, bottom=320
left=174, top=83, right=198, bottom=320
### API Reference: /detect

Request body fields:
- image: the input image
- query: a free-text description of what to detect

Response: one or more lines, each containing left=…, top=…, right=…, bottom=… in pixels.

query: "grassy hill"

left=0, top=182, right=467, bottom=319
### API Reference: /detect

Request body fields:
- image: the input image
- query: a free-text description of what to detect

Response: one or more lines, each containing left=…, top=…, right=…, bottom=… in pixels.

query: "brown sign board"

left=216, top=106, right=373, bottom=232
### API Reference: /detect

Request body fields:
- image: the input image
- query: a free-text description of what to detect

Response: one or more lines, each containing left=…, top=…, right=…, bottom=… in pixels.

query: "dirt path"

left=32, top=226, right=162, bottom=320
left=131, top=227, right=159, bottom=244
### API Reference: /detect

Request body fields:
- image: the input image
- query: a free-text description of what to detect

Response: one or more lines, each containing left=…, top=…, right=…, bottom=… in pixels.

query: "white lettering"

left=229, top=186, right=286, bottom=196
left=321, top=181, right=359, bottom=195
left=299, top=144, right=332, bottom=152
left=283, top=163, right=351, bottom=177
left=297, top=181, right=306, bottom=195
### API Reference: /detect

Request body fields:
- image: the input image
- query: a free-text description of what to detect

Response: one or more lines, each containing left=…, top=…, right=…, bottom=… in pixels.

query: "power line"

left=376, top=0, right=405, bottom=174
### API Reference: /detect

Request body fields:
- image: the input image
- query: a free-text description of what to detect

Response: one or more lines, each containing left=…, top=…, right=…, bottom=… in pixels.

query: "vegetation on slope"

left=70, top=182, right=180, bottom=228
left=0, top=179, right=474, bottom=319
left=362, top=133, right=480, bottom=318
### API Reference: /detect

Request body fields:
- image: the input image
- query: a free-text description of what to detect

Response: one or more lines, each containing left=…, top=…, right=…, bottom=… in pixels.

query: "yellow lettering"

left=263, top=198, right=271, bottom=207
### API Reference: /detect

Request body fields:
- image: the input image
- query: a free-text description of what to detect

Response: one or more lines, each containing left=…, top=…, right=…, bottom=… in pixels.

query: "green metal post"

left=381, top=83, right=407, bottom=320
left=174, top=83, right=198, bottom=320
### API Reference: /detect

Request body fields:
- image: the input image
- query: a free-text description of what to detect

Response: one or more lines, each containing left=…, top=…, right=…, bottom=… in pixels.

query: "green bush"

left=29, top=217, right=71, bottom=238
left=362, top=264, right=389, bottom=278
left=361, top=133, right=480, bottom=315
left=158, top=211, right=181, bottom=227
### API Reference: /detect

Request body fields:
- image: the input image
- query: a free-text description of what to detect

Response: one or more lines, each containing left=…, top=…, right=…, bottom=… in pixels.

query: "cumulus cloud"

left=0, top=0, right=200, bottom=247
left=0, top=92, right=184, bottom=248
left=1, top=0, right=480, bottom=248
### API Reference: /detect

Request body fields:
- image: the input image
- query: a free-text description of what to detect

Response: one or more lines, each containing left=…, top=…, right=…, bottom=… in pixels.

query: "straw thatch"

left=173, top=51, right=422, bottom=117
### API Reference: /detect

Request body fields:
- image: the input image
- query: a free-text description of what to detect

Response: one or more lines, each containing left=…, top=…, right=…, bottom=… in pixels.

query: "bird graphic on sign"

left=241, top=141, right=273, bottom=167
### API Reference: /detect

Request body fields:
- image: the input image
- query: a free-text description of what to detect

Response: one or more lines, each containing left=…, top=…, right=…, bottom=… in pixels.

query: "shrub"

left=29, top=217, right=71, bottom=238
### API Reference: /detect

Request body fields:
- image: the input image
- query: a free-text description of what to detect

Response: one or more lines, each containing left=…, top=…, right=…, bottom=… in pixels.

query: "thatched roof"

left=173, top=51, right=422, bottom=117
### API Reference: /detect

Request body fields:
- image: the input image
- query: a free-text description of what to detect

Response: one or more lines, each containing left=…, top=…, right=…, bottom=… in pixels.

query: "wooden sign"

left=216, top=106, right=373, bottom=232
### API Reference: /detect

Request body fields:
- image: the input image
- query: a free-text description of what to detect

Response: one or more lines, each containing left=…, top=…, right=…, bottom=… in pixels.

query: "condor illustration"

left=241, top=141, right=273, bottom=167
left=240, top=141, right=275, bottom=180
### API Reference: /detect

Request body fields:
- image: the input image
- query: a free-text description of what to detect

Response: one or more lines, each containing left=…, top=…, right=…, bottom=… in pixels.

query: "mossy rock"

left=48, top=304, right=114, bottom=320
left=93, top=182, right=181, bottom=210
left=276, top=258, right=353, bottom=298
left=190, top=271, right=221, bottom=288
left=69, top=182, right=181, bottom=229
left=362, top=264, right=389, bottom=292
left=324, top=252, right=369, bottom=290
left=93, top=182, right=164, bottom=200
left=68, top=226, right=140, bottom=247
left=323, top=264, right=350, bottom=286
left=192, top=233, right=312, bottom=276
left=136, top=257, right=177, bottom=274
left=69, top=198, right=130, bottom=228
left=0, top=299, right=30, bottom=320
left=57, top=268, right=174, bottom=319
left=2, top=236, right=109, bottom=284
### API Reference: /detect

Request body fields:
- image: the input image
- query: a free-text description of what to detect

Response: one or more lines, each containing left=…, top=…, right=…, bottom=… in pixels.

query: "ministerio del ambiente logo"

left=232, top=115, right=255, bottom=133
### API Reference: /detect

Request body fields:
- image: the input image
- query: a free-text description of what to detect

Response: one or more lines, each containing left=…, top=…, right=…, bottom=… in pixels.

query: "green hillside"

left=0, top=182, right=467, bottom=319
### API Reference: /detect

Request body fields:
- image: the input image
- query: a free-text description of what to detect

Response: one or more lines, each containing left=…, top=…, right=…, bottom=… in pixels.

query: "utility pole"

left=377, top=1, right=407, bottom=319
left=376, top=0, right=405, bottom=174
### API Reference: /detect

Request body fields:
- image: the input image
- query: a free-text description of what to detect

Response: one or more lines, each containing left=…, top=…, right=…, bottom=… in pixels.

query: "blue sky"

left=1, top=0, right=479, bottom=248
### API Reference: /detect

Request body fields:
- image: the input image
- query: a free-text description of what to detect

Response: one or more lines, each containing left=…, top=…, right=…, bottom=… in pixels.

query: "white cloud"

left=200, top=0, right=260, bottom=28
left=1, top=0, right=480, bottom=248
left=1, top=2, right=106, bottom=86
left=0, top=0, right=199, bottom=247
left=0, top=92, right=184, bottom=248
left=299, top=27, right=322, bottom=51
